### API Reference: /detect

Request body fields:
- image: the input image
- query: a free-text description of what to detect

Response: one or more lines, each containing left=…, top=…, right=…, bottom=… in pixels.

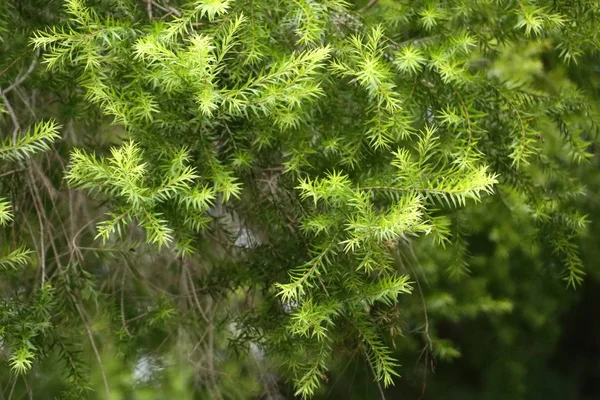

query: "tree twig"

left=0, top=91, right=20, bottom=140
left=25, top=163, right=47, bottom=285
left=367, top=361, right=386, bottom=400
left=359, top=0, right=379, bottom=13
left=145, top=0, right=153, bottom=19
left=1, top=48, right=40, bottom=96
left=75, top=301, right=111, bottom=400
left=0, top=169, right=22, bottom=179
left=120, top=267, right=131, bottom=336
left=151, top=0, right=182, bottom=16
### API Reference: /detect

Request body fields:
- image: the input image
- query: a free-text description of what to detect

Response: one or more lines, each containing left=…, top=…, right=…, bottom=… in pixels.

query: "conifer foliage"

left=1, top=0, right=599, bottom=398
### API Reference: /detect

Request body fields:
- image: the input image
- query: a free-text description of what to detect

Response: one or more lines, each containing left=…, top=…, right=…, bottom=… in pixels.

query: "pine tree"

left=1, top=0, right=599, bottom=398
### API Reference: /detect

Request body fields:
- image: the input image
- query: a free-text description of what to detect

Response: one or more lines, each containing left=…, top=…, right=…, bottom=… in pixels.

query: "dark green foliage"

left=1, top=0, right=600, bottom=398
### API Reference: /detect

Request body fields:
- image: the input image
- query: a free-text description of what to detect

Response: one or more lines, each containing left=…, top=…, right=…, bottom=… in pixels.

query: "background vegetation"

left=1, top=0, right=599, bottom=399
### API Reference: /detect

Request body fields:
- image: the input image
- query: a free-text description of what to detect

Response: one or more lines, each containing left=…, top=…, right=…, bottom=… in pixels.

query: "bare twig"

left=403, top=251, right=433, bottom=400
left=75, top=301, right=111, bottom=400
left=25, top=164, right=46, bottom=285
left=359, top=0, right=378, bottom=13
left=0, top=91, right=20, bottom=140
left=145, top=0, right=153, bottom=19
left=0, top=57, right=22, bottom=78
left=6, top=376, right=16, bottom=400
left=1, top=48, right=40, bottom=96
left=0, top=169, right=22, bottom=179
left=184, top=263, right=210, bottom=324
left=367, top=361, right=386, bottom=400
left=120, top=267, right=131, bottom=336
left=325, top=355, right=356, bottom=397
left=23, top=377, right=33, bottom=400
left=406, top=265, right=432, bottom=349
left=15, top=87, right=37, bottom=119
left=151, top=0, right=182, bottom=17
left=205, top=306, right=224, bottom=400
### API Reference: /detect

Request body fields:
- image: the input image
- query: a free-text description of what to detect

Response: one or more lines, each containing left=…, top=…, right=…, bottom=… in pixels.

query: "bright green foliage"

left=67, top=141, right=222, bottom=250
left=0, top=246, right=32, bottom=271
left=1, top=284, right=56, bottom=375
left=0, top=119, right=60, bottom=162
left=1, top=0, right=600, bottom=398
left=0, top=118, right=60, bottom=229
left=0, top=196, right=11, bottom=225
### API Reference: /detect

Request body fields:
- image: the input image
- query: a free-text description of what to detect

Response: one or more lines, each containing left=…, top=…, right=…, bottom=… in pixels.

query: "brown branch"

left=146, top=0, right=182, bottom=17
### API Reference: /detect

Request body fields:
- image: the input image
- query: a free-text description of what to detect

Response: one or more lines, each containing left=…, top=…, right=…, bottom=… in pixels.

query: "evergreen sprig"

left=0, top=119, right=60, bottom=162
left=0, top=0, right=598, bottom=397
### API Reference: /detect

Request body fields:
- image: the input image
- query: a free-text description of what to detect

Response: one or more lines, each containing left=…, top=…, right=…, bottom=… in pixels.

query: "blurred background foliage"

left=1, top=0, right=600, bottom=399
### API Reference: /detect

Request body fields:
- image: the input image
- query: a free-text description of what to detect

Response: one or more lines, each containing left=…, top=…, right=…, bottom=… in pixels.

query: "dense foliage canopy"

left=1, top=0, right=600, bottom=399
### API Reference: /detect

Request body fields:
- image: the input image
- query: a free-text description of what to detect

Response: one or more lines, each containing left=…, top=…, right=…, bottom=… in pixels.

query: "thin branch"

left=183, top=262, right=210, bottom=324
left=0, top=91, right=20, bottom=140
left=0, top=169, right=22, bottom=179
left=150, top=0, right=182, bottom=17
left=402, top=249, right=433, bottom=400
left=25, top=164, right=46, bottom=285
left=0, top=57, right=22, bottom=78
left=15, top=87, right=37, bottom=119
left=120, top=267, right=131, bottom=336
left=325, top=355, right=357, bottom=397
left=75, top=301, right=111, bottom=400
left=367, top=361, right=386, bottom=400
left=6, top=376, right=16, bottom=400
left=145, top=0, right=153, bottom=19
left=205, top=324, right=224, bottom=400
left=359, top=0, right=379, bottom=13
left=23, top=377, right=33, bottom=400
left=1, top=48, right=40, bottom=95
